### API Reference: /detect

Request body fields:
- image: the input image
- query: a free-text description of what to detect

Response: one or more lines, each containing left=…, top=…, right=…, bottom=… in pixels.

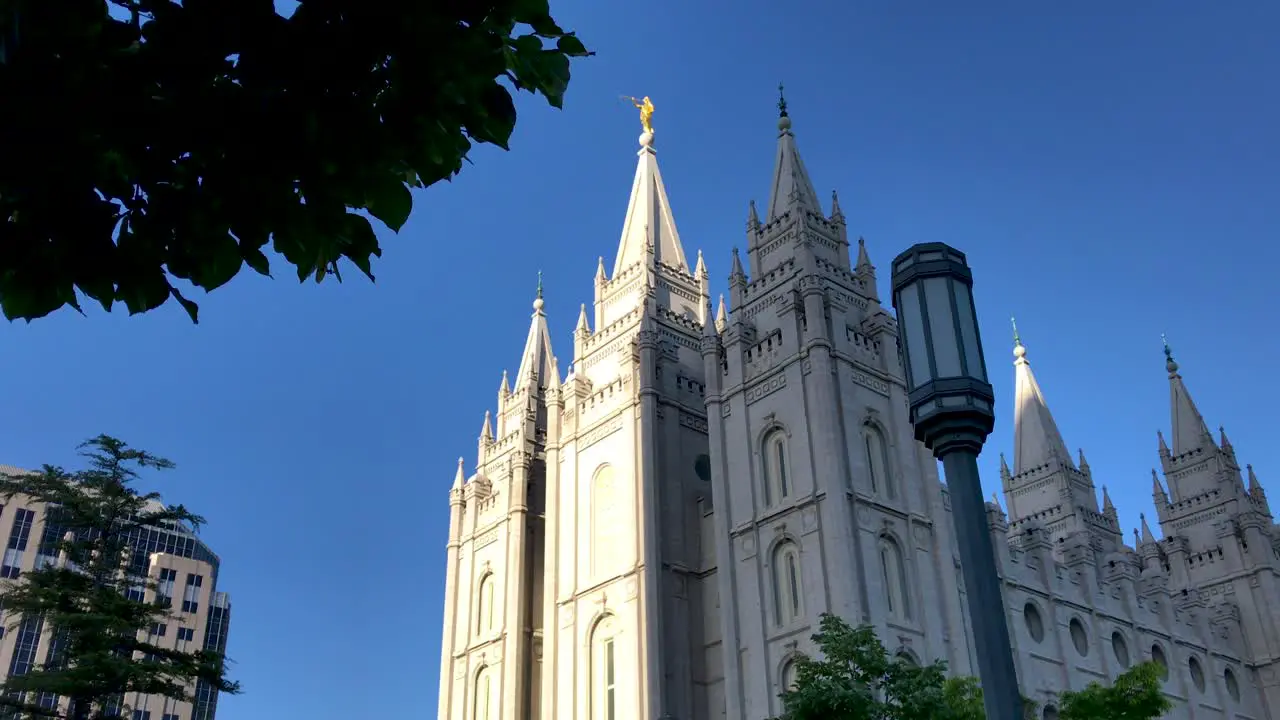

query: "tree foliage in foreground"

left=0, top=436, right=238, bottom=720
left=0, top=0, right=591, bottom=322
left=776, top=613, right=1171, bottom=720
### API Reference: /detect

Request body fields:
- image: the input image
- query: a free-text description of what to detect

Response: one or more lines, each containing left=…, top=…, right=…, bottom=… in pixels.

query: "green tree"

left=777, top=613, right=1168, bottom=720
left=0, top=0, right=591, bottom=322
left=0, top=436, right=238, bottom=720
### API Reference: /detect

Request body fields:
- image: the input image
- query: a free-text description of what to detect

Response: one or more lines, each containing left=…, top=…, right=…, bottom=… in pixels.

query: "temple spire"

left=765, top=88, right=823, bottom=222
left=1011, top=322, right=1073, bottom=474
left=612, top=124, right=689, bottom=277
left=1140, top=513, right=1156, bottom=544
left=452, top=457, right=466, bottom=490
left=514, top=280, right=560, bottom=390
left=1163, top=335, right=1214, bottom=455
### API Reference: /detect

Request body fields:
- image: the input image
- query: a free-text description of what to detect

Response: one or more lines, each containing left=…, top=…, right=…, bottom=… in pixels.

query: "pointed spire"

left=1248, top=465, right=1264, bottom=494
left=596, top=256, right=608, bottom=284
left=1000, top=453, right=1011, bottom=479
left=453, top=457, right=466, bottom=490
left=1220, top=425, right=1234, bottom=453
left=695, top=249, right=708, bottom=278
left=765, top=88, right=822, bottom=222
left=481, top=411, right=494, bottom=442
left=1162, top=335, right=1214, bottom=456
left=831, top=190, right=845, bottom=222
left=715, top=294, right=727, bottom=328
left=1078, top=448, right=1090, bottom=473
left=1140, top=513, right=1156, bottom=544
left=1102, top=485, right=1115, bottom=513
left=747, top=200, right=761, bottom=230
left=1011, top=324, right=1073, bottom=474
left=514, top=280, right=560, bottom=390
left=499, top=369, right=510, bottom=396
left=1157, top=430, right=1170, bottom=456
left=730, top=247, right=745, bottom=278
left=612, top=127, right=689, bottom=276
left=702, top=298, right=717, bottom=338
left=991, top=492, right=1000, bottom=506
left=576, top=303, right=590, bottom=335
left=855, top=237, right=873, bottom=271
left=1152, top=469, right=1169, bottom=503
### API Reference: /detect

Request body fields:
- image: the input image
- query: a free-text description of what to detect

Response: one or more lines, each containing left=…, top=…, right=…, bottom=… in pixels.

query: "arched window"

left=780, top=658, right=799, bottom=692
left=476, top=573, right=495, bottom=635
left=592, top=465, right=621, bottom=577
left=473, top=666, right=493, bottom=720
left=772, top=541, right=804, bottom=626
left=763, top=429, right=791, bottom=503
left=879, top=535, right=912, bottom=620
left=865, top=425, right=894, bottom=499
left=591, top=615, right=620, bottom=720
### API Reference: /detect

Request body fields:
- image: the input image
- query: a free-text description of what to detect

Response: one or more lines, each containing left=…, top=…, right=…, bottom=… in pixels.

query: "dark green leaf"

left=365, top=175, right=414, bottom=233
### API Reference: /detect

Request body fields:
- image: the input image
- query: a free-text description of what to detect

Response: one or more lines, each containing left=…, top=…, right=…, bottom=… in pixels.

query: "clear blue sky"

left=1, top=2, right=1277, bottom=718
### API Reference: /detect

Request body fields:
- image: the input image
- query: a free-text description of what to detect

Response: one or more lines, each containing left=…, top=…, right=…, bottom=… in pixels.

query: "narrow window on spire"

left=763, top=429, right=791, bottom=504
left=865, top=425, right=894, bottom=499
left=591, top=616, right=619, bottom=720
left=772, top=541, right=804, bottom=625
left=476, top=573, right=495, bottom=636
left=879, top=535, right=912, bottom=620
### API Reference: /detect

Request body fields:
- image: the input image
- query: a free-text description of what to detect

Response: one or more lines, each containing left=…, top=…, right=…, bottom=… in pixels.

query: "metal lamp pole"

left=890, top=243, right=1023, bottom=720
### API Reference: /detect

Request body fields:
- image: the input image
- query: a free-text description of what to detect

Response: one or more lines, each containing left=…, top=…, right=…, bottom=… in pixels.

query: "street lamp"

left=891, top=242, right=1023, bottom=720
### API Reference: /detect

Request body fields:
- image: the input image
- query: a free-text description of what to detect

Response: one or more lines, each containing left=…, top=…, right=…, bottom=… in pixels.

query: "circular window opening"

left=1043, top=705, right=1059, bottom=720
left=1069, top=618, right=1089, bottom=657
left=1151, top=644, right=1169, bottom=681
left=1189, top=656, right=1206, bottom=693
left=1112, top=631, right=1130, bottom=668
left=1024, top=602, right=1045, bottom=643
left=1225, top=667, right=1241, bottom=702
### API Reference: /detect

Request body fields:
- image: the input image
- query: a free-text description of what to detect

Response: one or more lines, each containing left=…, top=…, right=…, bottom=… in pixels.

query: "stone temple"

left=434, top=104, right=1275, bottom=720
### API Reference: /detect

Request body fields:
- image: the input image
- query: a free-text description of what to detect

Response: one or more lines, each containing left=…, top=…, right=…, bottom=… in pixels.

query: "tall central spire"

left=1011, top=320, right=1073, bottom=474
left=514, top=283, right=559, bottom=391
left=1163, top=336, right=1213, bottom=456
left=611, top=128, right=689, bottom=277
left=765, top=85, right=823, bottom=222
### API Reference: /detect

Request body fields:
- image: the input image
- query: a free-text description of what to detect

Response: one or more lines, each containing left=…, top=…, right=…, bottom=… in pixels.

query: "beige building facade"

left=436, top=107, right=1275, bottom=720
left=0, top=470, right=232, bottom=720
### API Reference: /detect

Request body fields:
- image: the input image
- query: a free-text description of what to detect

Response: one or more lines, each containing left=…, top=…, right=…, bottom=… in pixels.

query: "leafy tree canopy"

left=0, top=0, right=591, bottom=322
left=777, top=613, right=1171, bottom=720
left=0, top=436, right=238, bottom=720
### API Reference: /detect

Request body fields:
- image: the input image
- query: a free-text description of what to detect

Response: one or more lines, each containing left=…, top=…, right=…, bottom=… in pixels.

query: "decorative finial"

left=777, top=83, right=791, bottom=130
left=1162, top=333, right=1178, bottom=373
left=1011, top=317, right=1026, bottom=359
left=537, top=271, right=543, bottom=298
left=533, top=271, right=545, bottom=311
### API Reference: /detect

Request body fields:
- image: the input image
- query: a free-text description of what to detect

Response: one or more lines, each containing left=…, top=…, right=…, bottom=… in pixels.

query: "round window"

left=1024, top=602, right=1045, bottom=643
left=1151, top=644, right=1169, bottom=681
left=1189, top=656, right=1206, bottom=693
left=1225, top=667, right=1241, bottom=702
left=1111, top=631, right=1130, bottom=668
left=1069, top=618, right=1089, bottom=656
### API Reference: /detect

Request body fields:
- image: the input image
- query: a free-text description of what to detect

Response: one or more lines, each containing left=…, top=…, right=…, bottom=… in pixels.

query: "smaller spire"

left=855, top=237, right=872, bottom=271
left=990, top=491, right=1000, bottom=506
left=702, top=298, right=717, bottom=338
left=1078, top=448, right=1090, bottom=472
left=499, top=370, right=511, bottom=396
left=1157, top=430, right=1170, bottom=456
left=481, top=411, right=494, bottom=442
left=831, top=190, right=844, bottom=221
left=576, top=304, right=590, bottom=335
left=730, top=247, right=745, bottom=278
left=596, top=256, right=607, bottom=284
left=999, top=453, right=1011, bottom=481
left=1248, top=465, right=1264, bottom=494
left=1102, top=485, right=1115, bottom=512
left=453, top=457, right=466, bottom=490
left=695, top=249, right=708, bottom=278
left=715, top=294, right=727, bottom=328
left=1152, top=469, right=1169, bottom=503
left=747, top=200, right=760, bottom=230
left=1140, top=513, right=1156, bottom=544
left=1220, top=425, right=1234, bottom=452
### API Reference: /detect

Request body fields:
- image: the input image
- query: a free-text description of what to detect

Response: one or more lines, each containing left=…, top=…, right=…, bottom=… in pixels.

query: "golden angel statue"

left=626, top=95, right=655, bottom=135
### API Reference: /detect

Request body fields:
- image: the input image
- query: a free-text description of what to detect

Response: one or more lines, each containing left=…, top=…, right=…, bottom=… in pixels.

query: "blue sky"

left=2, top=2, right=1278, bottom=718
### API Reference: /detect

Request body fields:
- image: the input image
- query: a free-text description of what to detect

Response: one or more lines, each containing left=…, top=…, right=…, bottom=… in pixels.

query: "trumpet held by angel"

left=624, top=95, right=655, bottom=135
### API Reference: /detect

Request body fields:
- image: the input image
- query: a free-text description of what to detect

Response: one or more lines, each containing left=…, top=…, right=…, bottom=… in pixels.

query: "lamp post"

left=890, top=243, right=1023, bottom=720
